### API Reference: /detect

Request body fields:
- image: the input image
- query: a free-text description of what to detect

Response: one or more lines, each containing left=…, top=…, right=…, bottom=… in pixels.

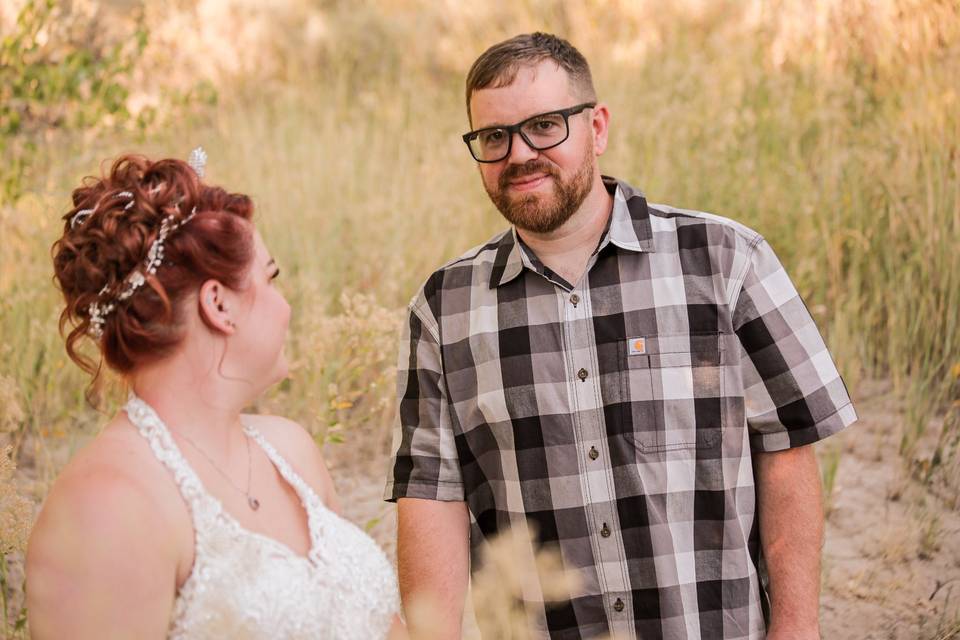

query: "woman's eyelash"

left=270, top=269, right=280, bottom=281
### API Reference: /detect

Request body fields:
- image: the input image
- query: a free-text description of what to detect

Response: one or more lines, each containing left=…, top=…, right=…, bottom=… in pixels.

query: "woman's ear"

left=198, top=280, right=237, bottom=335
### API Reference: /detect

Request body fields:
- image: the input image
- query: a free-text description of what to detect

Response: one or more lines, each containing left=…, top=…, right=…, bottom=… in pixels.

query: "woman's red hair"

left=52, top=154, right=255, bottom=388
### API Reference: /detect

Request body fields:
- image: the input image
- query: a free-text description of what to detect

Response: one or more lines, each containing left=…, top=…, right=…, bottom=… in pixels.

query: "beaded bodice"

left=124, top=395, right=399, bottom=639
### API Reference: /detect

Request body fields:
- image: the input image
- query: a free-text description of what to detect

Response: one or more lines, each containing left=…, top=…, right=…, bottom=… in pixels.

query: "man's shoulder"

left=406, top=228, right=512, bottom=315
left=437, top=227, right=514, bottom=272
left=645, top=201, right=765, bottom=249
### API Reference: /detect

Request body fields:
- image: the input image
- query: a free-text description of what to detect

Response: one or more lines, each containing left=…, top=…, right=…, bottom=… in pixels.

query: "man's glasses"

left=462, top=102, right=596, bottom=163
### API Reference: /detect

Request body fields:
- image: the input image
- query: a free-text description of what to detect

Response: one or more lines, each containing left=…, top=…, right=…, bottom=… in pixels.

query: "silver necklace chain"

left=174, top=428, right=261, bottom=511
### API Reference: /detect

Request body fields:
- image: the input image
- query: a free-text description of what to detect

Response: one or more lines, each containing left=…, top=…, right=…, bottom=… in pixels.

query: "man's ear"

left=198, top=280, right=236, bottom=335
left=591, top=103, right=611, bottom=156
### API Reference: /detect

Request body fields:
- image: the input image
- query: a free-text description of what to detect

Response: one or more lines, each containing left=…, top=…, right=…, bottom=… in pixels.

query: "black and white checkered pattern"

left=385, top=177, right=856, bottom=639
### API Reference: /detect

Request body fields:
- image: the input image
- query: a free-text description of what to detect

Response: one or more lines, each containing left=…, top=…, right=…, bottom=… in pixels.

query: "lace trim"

left=124, top=394, right=332, bottom=562
left=123, top=395, right=220, bottom=528
left=242, top=425, right=329, bottom=564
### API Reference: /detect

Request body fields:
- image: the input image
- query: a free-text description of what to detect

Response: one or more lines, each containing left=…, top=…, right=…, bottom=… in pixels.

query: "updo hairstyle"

left=52, top=154, right=255, bottom=379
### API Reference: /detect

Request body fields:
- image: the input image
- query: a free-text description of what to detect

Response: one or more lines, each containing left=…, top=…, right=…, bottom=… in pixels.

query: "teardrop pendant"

left=248, top=496, right=260, bottom=511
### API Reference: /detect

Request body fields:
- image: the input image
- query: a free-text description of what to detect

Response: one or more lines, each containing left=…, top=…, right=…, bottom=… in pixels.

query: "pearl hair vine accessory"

left=70, top=191, right=135, bottom=229
left=87, top=208, right=197, bottom=338
left=84, top=147, right=207, bottom=339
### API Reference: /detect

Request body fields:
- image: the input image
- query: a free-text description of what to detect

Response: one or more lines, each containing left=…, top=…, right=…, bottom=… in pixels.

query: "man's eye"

left=527, top=115, right=565, bottom=132
left=480, top=129, right=506, bottom=145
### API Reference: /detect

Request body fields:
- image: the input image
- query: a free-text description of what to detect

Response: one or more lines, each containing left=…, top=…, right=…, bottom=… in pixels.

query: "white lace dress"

left=124, top=395, right=400, bottom=639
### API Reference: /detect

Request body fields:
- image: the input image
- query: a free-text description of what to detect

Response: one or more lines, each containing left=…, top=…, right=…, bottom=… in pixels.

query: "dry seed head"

left=0, top=446, right=33, bottom=555
left=0, top=375, right=25, bottom=434
left=470, top=522, right=585, bottom=639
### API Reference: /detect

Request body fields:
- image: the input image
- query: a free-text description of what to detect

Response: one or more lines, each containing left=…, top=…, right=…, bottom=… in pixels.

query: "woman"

left=26, top=153, right=404, bottom=639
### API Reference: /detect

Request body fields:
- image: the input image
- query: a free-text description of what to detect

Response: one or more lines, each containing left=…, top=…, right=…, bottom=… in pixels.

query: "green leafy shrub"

left=0, top=0, right=147, bottom=205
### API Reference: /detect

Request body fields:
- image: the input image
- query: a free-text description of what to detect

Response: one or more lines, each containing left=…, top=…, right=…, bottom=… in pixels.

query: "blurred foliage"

left=0, top=0, right=149, bottom=205
left=0, top=0, right=219, bottom=207
left=257, top=292, right=403, bottom=458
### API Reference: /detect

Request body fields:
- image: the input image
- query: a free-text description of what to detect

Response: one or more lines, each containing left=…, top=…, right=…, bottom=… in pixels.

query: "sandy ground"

left=818, top=383, right=960, bottom=639
left=331, top=383, right=960, bottom=639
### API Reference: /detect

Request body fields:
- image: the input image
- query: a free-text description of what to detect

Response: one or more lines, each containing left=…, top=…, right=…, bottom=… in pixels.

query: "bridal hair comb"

left=188, top=146, right=208, bottom=178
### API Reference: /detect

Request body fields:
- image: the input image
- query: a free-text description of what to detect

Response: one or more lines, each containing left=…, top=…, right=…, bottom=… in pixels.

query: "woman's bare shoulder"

left=25, top=414, right=184, bottom=638
left=30, top=413, right=188, bottom=563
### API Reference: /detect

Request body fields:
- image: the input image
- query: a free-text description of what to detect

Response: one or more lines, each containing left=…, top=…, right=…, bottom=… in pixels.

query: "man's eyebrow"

left=266, top=258, right=277, bottom=269
left=473, top=108, right=558, bottom=131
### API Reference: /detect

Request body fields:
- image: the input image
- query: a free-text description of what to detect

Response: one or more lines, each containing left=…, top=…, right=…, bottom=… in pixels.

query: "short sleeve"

left=732, top=238, right=857, bottom=452
left=383, top=302, right=464, bottom=502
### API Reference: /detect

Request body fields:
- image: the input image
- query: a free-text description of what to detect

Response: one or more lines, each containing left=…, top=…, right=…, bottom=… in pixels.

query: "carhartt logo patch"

left=628, top=337, right=646, bottom=355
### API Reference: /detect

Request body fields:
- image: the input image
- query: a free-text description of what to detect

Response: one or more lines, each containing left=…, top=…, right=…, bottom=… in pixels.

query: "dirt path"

left=331, top=384, right=960, bottom=639
left=818, top=384, right=960, bottom=639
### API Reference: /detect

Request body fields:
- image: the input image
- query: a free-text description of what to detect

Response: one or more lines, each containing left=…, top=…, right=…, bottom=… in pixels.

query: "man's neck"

left=516, top=177, right=614, bottom=287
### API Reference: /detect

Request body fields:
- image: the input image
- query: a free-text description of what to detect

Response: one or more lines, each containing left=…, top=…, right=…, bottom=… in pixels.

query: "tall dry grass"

left=1, top=0, right=959, bottom=636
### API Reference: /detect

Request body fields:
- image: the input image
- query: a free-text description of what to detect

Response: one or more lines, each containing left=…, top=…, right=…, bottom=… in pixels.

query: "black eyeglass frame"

left=462, top=102, right=597, bottom=163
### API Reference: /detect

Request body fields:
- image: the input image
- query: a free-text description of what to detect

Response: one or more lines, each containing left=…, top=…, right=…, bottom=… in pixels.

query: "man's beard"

left=485, top=147, right=595, bottom=234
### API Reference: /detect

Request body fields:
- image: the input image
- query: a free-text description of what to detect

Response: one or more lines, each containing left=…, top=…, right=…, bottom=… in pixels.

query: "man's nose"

left=506, top=131, right=539, bottom=164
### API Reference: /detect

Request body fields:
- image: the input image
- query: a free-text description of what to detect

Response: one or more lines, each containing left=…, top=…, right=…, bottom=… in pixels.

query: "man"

left=385, top=32, right=856, bottom=639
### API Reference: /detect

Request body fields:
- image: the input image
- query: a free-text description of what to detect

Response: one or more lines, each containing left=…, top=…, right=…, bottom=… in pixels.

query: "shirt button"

left=570, top=293, right=580, bottom=306
left=600, top=522, right=611, bottom=538
left=577, top=368, right=588, bottom=381
left=613, top=598, right=625, bottom=612
left=588, top=446, right=599, bottom=460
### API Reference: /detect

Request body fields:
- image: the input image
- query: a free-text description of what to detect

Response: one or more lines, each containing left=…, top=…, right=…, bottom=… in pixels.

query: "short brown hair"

left=465, top=32, right=596, bottom=120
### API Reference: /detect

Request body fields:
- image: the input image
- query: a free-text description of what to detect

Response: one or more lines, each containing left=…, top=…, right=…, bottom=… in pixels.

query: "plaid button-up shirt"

left=385, top=177, right=856, bottom=639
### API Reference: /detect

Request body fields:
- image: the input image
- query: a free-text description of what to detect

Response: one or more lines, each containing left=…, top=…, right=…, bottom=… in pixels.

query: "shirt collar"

left=604, top=176, right=656, bottom=254
left=488, top=227, right=525, bottom=289
left=489, top=175, right=656, bottom=289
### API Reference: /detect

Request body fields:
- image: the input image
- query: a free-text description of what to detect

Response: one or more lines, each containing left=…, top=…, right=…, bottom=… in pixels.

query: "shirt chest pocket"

left=620, top=332, right=726, bottom=453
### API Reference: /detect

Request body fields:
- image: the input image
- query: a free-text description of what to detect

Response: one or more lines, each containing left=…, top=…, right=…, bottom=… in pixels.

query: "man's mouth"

left=507, top=173, right=550, bottom=191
